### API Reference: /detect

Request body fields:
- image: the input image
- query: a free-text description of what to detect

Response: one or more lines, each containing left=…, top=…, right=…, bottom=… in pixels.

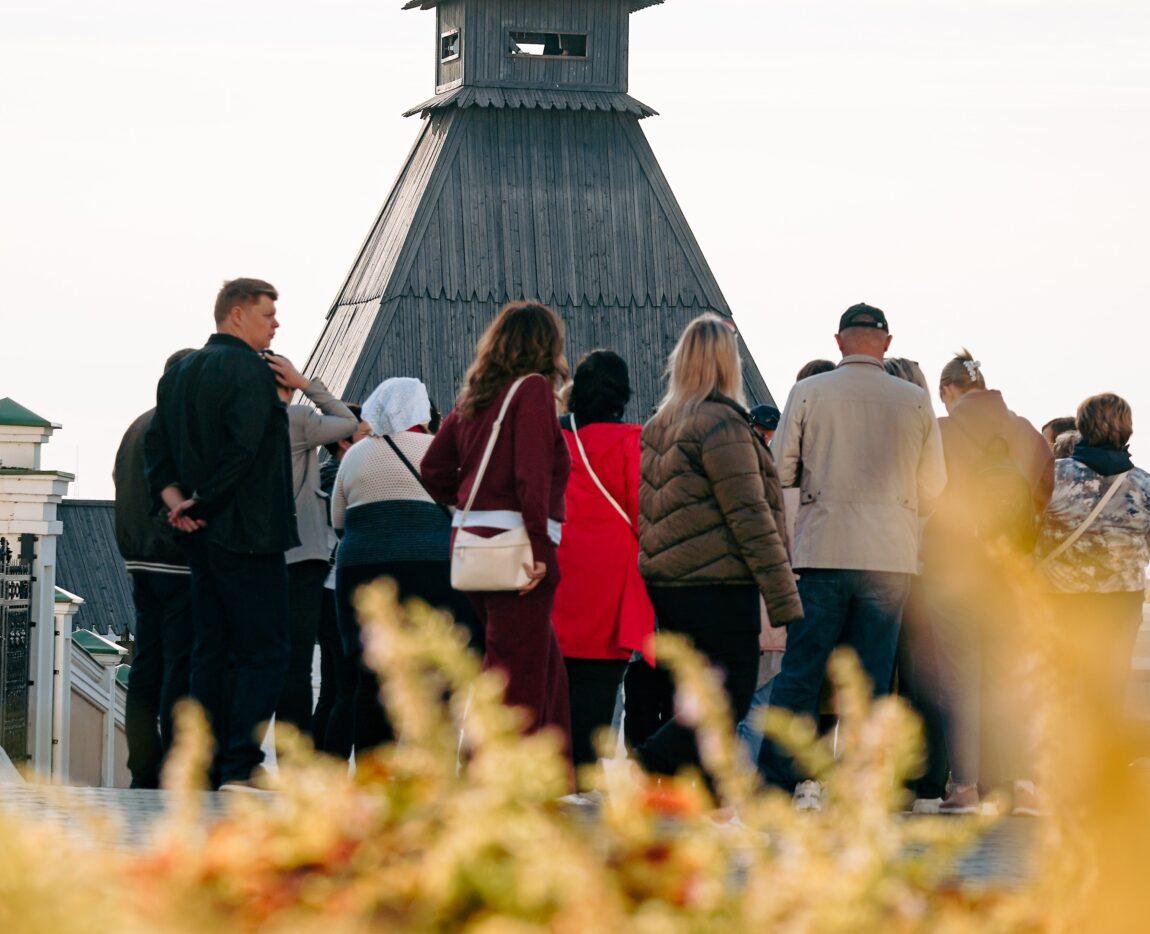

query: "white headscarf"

left=361, top=377, right=431, bottom=437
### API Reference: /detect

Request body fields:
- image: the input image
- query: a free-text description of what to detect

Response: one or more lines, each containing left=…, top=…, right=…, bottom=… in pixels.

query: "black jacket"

left=114, top=408, right=189, bottom=573
left=144, top=333, right=300, bottom=555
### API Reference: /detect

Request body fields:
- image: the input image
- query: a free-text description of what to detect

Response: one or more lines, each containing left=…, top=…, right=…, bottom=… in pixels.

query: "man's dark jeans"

left=276, top=559, right=330, bottom=738
left=185, top=538, right=289, bottom=785
left=125, top=571, right=193, bottom=788
left=757, top=569, right=911, bottom=792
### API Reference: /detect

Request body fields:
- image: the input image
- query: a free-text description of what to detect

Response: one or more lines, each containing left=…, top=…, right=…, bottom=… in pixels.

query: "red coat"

left=552, top=421, right=655, bottom=660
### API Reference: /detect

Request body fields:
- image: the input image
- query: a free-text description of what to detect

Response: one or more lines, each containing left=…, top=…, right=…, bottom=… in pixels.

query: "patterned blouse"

left=1035, top=459, right=1150, bottom=594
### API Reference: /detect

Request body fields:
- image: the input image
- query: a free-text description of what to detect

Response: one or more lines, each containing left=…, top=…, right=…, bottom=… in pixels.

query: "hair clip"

left=963, top=359, right=981, bottom=381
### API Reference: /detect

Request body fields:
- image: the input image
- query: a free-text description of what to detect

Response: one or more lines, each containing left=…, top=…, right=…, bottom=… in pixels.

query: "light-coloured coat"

left=285, top=379, right=358, bottom=565
left=771, top=354, right=946, bottom=573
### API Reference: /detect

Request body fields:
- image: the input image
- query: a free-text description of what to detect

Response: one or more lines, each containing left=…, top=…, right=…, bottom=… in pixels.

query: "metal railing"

left=0, top=535, right=35, bottom=764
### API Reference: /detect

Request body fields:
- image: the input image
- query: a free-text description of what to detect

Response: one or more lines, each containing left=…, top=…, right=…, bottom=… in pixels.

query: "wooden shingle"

left=304, top=0, right=773, bottom=418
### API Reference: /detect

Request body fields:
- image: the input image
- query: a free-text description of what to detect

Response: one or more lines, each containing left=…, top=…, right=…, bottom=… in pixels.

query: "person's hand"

left=264, top=353, right=309, bottom=392
left=518, top=561, right=547, bottom=595
left=168, top=498, right=206, bottom=533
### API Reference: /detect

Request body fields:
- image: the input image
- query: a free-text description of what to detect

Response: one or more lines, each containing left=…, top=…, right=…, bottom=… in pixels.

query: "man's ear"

left=833, top=333, right=846, bottom=354
left=883, top=334, right=893, bottom=352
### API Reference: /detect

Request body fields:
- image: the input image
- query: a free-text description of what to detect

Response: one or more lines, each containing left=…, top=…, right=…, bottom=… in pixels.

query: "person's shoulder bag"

left=451, top=375, right=535, bottom=592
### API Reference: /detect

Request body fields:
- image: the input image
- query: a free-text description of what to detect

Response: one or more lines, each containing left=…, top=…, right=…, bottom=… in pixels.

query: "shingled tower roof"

left=303, top=0, right=773, bottom=417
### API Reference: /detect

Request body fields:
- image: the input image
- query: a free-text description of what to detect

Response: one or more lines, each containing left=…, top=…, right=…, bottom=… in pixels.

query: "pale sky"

left=3, top=0, right=1148, bottom=499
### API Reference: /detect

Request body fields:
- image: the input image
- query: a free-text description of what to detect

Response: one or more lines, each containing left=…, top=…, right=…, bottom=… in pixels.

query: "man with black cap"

left=756, top=302, right=946, bottom=809
left=748, top=404, right=781, bottom=446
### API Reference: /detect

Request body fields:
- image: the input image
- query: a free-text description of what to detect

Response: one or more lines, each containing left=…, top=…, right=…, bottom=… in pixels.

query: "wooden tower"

left=304, top=0, right=774, bottom=417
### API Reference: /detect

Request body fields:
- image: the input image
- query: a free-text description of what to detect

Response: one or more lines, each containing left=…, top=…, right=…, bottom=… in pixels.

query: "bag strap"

left=383, top=434, right=452, bottom=520
left=458, top=375, right=532, bottom=528
left=570, top=415, right=637, bottom=538
left=1039, top=470, right=1131, bottom=568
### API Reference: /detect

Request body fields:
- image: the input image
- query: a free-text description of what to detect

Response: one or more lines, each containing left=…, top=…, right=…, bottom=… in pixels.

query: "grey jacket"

left=285, top=380, right=358, bottom=565
left=772, top=355, right=947, bottom=574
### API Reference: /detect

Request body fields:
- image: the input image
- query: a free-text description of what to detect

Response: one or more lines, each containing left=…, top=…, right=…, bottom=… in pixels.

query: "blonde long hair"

left=652, top=313, right=745, bottom=424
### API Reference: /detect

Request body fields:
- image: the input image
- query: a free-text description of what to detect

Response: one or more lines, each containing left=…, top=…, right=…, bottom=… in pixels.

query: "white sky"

left=3, top=0, right=1149, bottom=499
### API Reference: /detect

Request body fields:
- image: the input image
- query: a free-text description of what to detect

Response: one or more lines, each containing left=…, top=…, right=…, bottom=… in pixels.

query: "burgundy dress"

left=422, top=375, right=573, bottom=755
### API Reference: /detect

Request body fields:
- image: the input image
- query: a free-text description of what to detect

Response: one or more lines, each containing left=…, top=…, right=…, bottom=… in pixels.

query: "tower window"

left=441, top=30, right=460, bottom=62
left=508, top=31, right=587, bottom=58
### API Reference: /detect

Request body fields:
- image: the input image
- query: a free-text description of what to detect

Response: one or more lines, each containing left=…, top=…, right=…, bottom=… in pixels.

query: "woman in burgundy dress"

left=421, top=302, right=573, bottom=754
left=553, top=350, right=655, bottom=768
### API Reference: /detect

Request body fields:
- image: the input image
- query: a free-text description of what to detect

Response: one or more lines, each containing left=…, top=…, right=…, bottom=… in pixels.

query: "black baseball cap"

left=838, top=303, right=889, bottom=333
left=749, top=404, right=781, bottom=431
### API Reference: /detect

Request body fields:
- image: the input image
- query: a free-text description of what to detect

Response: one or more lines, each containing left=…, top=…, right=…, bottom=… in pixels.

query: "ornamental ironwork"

left=0, top=534, right=35, bottom=764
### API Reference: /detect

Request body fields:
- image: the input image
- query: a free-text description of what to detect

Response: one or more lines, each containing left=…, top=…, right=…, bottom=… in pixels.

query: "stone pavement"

left=0, top=782, right=1037, bottom=887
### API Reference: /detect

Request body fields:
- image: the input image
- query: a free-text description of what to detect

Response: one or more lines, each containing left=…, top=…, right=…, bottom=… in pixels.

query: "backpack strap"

left=953, top=418, right=1009, bottom=461
left=1039, top=471, right=1131, bottom=568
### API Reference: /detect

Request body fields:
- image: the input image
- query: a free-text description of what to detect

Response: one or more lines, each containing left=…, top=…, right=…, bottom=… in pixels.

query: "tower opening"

left=509, top=31, right=588, bottom=58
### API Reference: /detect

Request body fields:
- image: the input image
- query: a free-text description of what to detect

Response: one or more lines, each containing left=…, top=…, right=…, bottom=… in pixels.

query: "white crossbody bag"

left=451, top=376, right=535, bottom=591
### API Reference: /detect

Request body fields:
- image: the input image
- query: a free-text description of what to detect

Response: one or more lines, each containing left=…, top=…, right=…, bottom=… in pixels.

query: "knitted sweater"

left=331, top=432, right=450, bottom=568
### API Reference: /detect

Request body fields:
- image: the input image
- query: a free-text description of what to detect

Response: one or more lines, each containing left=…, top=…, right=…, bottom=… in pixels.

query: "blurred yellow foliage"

left=2, top=569, right=1149, bottom=931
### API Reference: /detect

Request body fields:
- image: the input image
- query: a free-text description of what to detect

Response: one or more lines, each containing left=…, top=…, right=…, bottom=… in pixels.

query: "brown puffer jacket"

left=639, top=394, right=804, bottom=626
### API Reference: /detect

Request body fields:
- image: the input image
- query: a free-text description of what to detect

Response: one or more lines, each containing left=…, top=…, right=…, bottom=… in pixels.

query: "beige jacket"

left=771, top=355, right=946, bottom=573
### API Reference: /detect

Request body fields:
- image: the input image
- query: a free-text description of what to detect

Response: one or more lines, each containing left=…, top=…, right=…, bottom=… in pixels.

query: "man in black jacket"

left=145, top=278, right=300, bottom=789
left=114, top=347, right=197, bottom=789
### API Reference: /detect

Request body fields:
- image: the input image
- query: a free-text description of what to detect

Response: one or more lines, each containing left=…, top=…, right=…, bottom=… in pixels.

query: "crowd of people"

left=113, top=280, right=1150, bottom=813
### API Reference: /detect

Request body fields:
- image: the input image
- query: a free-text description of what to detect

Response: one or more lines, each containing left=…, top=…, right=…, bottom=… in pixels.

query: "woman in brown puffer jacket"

left=636, top=313, right=803, bottom=778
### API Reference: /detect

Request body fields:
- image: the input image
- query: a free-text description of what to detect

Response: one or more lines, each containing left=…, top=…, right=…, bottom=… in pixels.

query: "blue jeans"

left=185, top=539, right=290, bottom=785
left=737, top=676, right=776, bottom=762
left=757, top=569, right=911, bottom=791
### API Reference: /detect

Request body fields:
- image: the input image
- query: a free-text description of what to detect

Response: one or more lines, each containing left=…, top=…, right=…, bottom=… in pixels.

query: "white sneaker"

left=600, top=756, right=644, bottom=802
left=792, top=780, right=823, bottom=812
left=559, top=791, right=603, bottom=808
left=1011, top=779, right=1046, bottom=817
left=911, top=797, right=942, bottom=814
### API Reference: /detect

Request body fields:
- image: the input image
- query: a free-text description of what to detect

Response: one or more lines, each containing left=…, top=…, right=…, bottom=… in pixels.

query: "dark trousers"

left=125, top=570, right=194, bottom=788
left=275, top=559, right=329, bottom=738
left=758, top=569, right=910, bottom=792
left=635, top=584, right=760, bottom=778
left=336, top=559, right=480, bottom=752
left=467, top=557, right=571, bottom=760
left=185, top=539, right=290, bottom=785
left=313, top=586, right=356, bottom=758
left=623, top=658, right=675, bottom=748
left=894, top=577, right=950, bottom=799
left=1050, top=591, right=1143, bottom=715
left=565, top=657, right=628, bottom=768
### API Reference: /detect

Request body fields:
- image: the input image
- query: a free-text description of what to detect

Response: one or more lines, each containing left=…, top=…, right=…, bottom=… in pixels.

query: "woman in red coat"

left=553, top=350, right=655, bottom=768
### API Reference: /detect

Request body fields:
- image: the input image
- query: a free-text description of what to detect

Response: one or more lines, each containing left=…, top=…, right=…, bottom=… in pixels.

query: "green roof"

left=0, top=398, right=54, bottom=428
left=55, top=586, right=84, bottom=605
left=115, top=665, right=131, bottom=688
left=72, top=629, right=126, bottom=657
